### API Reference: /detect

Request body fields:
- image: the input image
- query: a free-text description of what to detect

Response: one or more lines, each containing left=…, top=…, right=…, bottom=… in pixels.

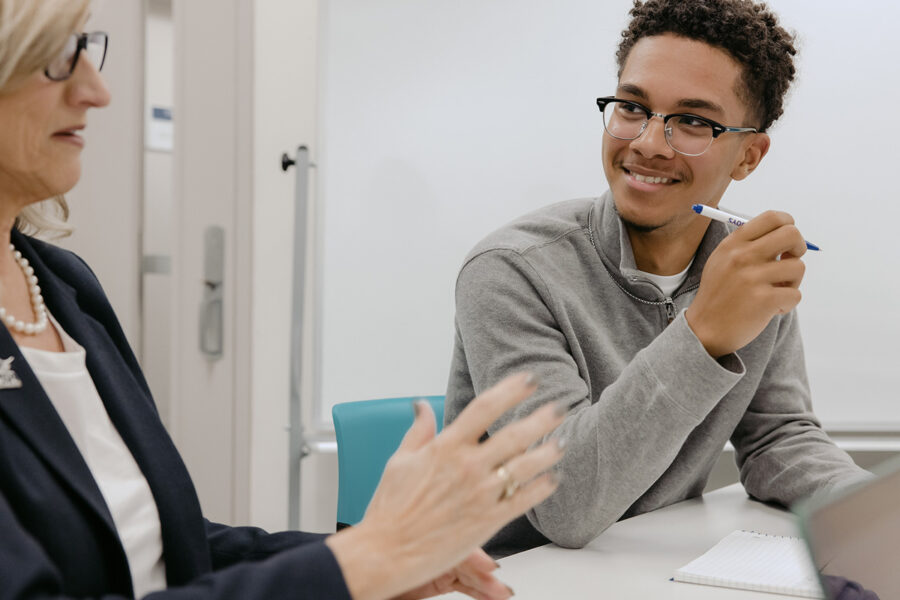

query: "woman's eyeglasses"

left=45, top=31, right=109, bottom=82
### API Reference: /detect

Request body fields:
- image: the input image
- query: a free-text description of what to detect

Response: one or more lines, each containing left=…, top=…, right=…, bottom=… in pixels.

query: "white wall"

left=62, top=1, right=143, bottom=352
left=142, top=0, right=175, bottom=427
left=251, top=0, right=340, bottom=534
left=250, top=0, right=320, bottom=531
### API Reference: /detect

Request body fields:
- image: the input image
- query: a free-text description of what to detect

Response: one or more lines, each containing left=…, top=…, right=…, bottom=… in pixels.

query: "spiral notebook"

left=673, top=530, right=824, bottom=598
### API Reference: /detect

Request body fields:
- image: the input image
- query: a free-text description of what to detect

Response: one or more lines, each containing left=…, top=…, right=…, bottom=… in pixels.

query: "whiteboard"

left=315, top=0, right=900, bottom=431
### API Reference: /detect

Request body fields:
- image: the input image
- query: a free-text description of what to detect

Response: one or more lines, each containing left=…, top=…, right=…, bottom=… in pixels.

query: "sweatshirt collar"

left=590, top=191, right=730, bottom=299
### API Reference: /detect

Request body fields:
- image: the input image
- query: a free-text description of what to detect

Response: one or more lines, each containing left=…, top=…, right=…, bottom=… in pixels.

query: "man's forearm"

left=472, top=315, right=744, bottom=547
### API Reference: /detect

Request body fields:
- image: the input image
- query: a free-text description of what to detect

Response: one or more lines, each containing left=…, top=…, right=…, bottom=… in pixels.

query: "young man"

left=445, top=0, right=870, bottom=558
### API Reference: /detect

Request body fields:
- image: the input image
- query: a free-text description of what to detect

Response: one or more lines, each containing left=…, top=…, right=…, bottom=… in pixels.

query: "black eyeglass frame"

left=595, top=96, right=758, bottom=155
left=44, top=31, right=109, bottom=82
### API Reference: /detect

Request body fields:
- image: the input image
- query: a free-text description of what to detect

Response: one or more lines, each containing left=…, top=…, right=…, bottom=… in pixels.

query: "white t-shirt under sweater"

left=635, top=259, right=693, bottom=297
left=20, top=315, right=166, bottom=598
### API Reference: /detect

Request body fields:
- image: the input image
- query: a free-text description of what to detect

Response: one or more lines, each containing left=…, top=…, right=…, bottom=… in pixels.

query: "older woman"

left=0, top=2, right=567, bottom=599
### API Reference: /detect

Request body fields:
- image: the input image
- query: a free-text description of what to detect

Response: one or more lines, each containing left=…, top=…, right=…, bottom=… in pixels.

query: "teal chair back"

left=332, top=395, right=444, bottom=529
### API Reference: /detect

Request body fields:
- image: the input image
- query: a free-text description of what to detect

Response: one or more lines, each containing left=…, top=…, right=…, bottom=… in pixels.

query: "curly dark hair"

left=616, top=0, right=797, bottom=132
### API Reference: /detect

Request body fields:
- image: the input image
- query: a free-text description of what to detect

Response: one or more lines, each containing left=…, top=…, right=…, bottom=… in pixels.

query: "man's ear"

left=731, top=132, right=770, bottom=181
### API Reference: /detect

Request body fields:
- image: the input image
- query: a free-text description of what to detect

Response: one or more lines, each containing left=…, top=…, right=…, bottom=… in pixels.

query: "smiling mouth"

left=624, top=168, right=679, bottom=185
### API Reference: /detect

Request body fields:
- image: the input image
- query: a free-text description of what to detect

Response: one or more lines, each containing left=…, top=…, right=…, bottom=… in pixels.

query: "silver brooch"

left=0, top=356, right=23, bottom=389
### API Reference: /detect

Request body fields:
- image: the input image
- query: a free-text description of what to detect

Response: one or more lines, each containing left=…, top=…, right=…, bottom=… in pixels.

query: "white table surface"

left=446, top=484, right=811, bottom=600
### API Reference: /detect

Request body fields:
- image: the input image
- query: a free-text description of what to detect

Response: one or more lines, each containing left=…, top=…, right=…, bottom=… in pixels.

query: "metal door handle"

left=199, top=226, right=225, bottom=359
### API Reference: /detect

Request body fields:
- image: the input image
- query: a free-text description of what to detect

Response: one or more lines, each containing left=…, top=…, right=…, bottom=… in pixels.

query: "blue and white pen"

left=691, top=204, right=820, bottom=252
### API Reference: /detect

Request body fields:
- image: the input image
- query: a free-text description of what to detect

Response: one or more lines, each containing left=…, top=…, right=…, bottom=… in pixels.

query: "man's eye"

left=617, top=103, right=645, bottom=118
left=679, top=116, right=709, bottom=128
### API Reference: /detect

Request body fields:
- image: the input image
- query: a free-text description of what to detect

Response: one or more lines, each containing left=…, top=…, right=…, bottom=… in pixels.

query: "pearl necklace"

left=0, top=244, right=48, bottom=335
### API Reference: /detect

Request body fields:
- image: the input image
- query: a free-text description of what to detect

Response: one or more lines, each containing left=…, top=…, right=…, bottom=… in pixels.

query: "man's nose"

left=629, top=116, right=675, bottom=159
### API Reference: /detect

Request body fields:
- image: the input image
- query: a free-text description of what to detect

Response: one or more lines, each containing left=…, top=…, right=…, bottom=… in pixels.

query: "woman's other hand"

left=391, top=549, right=510, bottom=600
left=326, top=373, right=566, bottom=600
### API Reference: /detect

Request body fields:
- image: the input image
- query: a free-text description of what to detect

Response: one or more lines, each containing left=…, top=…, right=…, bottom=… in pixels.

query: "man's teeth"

left=632, top=173, right=671, bottom=184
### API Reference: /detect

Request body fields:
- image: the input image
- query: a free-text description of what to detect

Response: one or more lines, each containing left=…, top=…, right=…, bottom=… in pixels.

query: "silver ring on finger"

left=495, top=464, right=520, bottom=501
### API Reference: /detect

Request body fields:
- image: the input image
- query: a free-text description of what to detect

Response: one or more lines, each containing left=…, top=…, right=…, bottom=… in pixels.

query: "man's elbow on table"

left=528, top=508, right=611, bottom=549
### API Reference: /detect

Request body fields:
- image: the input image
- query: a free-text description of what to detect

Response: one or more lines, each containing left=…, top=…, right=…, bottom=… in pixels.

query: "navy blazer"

left=0, top=231, right=352, bottom=599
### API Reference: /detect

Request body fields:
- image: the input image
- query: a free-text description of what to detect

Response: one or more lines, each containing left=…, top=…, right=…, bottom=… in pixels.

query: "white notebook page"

left=673, top=530, right=824, bottom=598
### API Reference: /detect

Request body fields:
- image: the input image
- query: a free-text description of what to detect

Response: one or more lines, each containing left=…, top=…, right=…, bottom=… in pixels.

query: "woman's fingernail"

left=553, top=398, right=571, bottom=417
left=523, top=372, right=538, bottom=387
left=547, top=471, right=561, bottom=486
left=413, top=400, right=423, bottom=418
left=505, top=584, right=516, bottom=597
left=555, top=436, right=567, bottom=451
left=493, top=559, right=501, bottom=569
left=554, top=396, right=585, bottom=417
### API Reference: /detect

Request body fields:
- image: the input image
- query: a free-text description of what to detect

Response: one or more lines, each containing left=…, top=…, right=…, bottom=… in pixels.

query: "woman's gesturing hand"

left=326, top=373, right=566, bottom=600
left=390, top=548, right=509, bottom=600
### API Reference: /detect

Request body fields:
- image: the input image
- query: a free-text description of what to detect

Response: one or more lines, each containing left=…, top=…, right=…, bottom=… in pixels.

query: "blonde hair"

left=0, top=0, right=91, bottom=238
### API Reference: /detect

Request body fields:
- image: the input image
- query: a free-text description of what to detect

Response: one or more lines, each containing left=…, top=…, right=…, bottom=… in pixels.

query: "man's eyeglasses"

left=45, top=32, right=109, bottom=82
left=596, top=97, right=758, bottom=157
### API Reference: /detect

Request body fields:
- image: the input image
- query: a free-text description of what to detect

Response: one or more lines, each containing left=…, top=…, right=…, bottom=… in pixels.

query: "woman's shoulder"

left=15, top=232, right=100, bottom=280
left=12, top=232, right=109, bottom=312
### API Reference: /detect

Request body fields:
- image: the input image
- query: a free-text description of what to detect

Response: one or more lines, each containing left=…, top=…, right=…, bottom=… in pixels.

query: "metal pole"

left=284, top=145, right=311, bottom=529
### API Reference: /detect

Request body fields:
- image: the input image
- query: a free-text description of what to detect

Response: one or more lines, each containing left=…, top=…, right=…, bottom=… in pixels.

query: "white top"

left=635, top=260, right=693, bottom=297
left=20, top=316, right=167, bottom=598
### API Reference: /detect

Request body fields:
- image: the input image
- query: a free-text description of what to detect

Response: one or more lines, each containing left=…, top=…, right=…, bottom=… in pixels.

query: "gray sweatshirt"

left=445, top=192, right=869, bottom=557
